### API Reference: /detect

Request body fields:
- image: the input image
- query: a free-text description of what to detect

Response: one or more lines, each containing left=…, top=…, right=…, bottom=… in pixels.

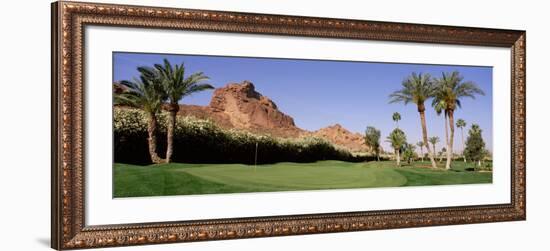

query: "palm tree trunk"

left=446, top=110, right=455, bottom=170
left=432, top=144, right=436, bottom=164
left=419, top=109, right=437, bottom=169
left=444, top=114, right=449, bottom=160
left=165, top=103, right=179, bottom=163
left=396, top=149, right=400, bottom=167
left=461, top=128, right=466, bottom=162
left=146, top=112, right=163, bottom=164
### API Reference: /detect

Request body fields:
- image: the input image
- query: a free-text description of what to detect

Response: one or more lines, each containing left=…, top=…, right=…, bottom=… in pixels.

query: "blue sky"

left=113, top=52, right=493, bottom=153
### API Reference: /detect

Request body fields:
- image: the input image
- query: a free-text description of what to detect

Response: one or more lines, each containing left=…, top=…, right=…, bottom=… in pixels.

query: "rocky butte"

left=176, top=81, right=370, bottom=153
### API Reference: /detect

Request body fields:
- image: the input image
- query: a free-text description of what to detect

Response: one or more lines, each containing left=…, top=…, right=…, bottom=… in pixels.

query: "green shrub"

left=475, top=161, right=493, bottom=172
left=114, top=108, right=370, bottom=164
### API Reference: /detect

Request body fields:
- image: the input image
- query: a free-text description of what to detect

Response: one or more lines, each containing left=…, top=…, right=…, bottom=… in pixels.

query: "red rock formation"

left=174, top=81, right=369, bottom=153
left=308, top=124, right=369, bottom=152
left=179, top=81, right=303, bottom=137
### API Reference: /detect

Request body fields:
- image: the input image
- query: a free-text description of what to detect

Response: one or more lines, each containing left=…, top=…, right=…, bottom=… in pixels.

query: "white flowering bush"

left=114, top=108, right=169, bottom=133
left=114, top=107, right=364, bottom=164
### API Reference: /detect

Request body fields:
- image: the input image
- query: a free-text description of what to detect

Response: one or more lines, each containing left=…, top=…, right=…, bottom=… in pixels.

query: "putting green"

left=113, top=160, right=492, bottom=197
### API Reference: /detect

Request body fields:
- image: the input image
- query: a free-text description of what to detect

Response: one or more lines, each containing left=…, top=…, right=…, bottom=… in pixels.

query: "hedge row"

left=114, top=108, right=373, bottom=165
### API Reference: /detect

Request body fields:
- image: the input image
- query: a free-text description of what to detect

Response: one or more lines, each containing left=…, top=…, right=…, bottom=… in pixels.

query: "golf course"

left=112, top=55, right=494, bottom=198
left=114, top=160, right=492, bottom=197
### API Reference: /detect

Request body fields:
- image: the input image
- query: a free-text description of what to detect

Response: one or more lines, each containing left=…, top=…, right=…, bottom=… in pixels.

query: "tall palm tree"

left=416, top=141, right=425, bottom=162
left=428, top=136, right=439, bottom=166
left=456, top=119, right=467, bottom=162
left=114, top=68, right=165, bottom=164
left=154, top=59, right=214, bottom=163
left=386, top=128, right=407, bottom=167
left=433, top=71, right=485, bottom=169
left=392, top=112, right=401, bottom=128
left=389, top=72, right=437, bottom=169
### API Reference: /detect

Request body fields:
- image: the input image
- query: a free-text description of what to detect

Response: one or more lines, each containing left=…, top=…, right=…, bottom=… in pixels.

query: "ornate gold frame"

left=51, top=1, right=526, bottom=249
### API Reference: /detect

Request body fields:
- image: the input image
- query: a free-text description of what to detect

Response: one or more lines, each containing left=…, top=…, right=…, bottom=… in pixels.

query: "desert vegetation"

left=114, top=108, right=371, bottom=164
left=364, top=126, right=381, bottom=161
left=432, top=71, right=485, bottom=169
left=387, top=71, right=488, bottom=170
left=115, top=59, right=214, bottom=164
left=113, top=57, right=492, bottom=197
left=464, top=124, right=490, bottom=169
left=386, top=128, right=407, bottom=167
left=389, top=72, right=439, bottom=169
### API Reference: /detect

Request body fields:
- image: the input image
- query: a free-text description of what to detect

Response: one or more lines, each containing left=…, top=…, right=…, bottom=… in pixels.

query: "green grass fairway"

left=114, top=160, right=492, bottom=197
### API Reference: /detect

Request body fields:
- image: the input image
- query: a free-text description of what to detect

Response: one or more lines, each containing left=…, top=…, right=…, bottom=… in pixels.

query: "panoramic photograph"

left=112, top=52, right=493, bottom=198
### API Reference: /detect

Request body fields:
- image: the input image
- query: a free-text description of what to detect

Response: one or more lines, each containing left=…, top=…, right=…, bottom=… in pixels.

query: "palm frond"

left=456, top=119, right=467, bottom=128
left=389, top=72, right=434, bottom=106
left=386, top=128, right=407, bottom=149
left=113, top=93, right=139, bottom=107
left=153, top=58, right=214, bottom=104
left=137, top=66, right=158, bottom=80
left=183, top=83, right=215, bottom=97
left=388, top=91, right=412, bottom=104
left=114, top=70, right=164, bottom=114
left=455, top=81, right=485, bottom=98
left=428, top=136, right=440, bottom=145
left=432, top=71, right=485, bottom=112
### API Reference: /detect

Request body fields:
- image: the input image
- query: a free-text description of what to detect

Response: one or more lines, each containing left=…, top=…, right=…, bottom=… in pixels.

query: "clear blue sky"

left=113, top=52, right=493, bottom=153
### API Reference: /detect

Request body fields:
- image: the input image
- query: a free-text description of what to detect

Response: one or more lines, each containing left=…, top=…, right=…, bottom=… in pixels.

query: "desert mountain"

left=308, top=124, right=369, bottom=152
left=174, top=81, right=368, bottom=152
left=178, top=81, right=304, bottom=138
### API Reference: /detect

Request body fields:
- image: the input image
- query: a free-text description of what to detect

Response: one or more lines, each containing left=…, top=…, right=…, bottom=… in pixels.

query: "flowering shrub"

left=114, top=108, right=368, bottom=164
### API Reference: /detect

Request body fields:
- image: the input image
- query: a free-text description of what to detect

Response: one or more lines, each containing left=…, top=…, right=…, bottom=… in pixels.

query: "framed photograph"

left=51, top=1, right=526, bottom=249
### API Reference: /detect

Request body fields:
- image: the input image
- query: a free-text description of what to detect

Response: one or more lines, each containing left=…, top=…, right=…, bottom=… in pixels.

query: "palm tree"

left=439, top=147, right=446, bottom=162
left=416, top=141, right=425, bottom=162
left=403, top=143, right=416, bottom=165
left=433, top=71, right=485, bottom=169
left=428, top=136, right=439, bottom=166
left=114, top=68, right=165, bottom=164
left=433, top=99, right=449, bottom=155
left=364, top=126, right=381, bottom=161
left=392, top=112, right=401, bottom=128
left=386, top=128, right=407, bottom=166
left=389, top=72, right=437, bottom=169
left=456, top=119, right=467, bottom=162
left=154, top=59, right=214, bottom=163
